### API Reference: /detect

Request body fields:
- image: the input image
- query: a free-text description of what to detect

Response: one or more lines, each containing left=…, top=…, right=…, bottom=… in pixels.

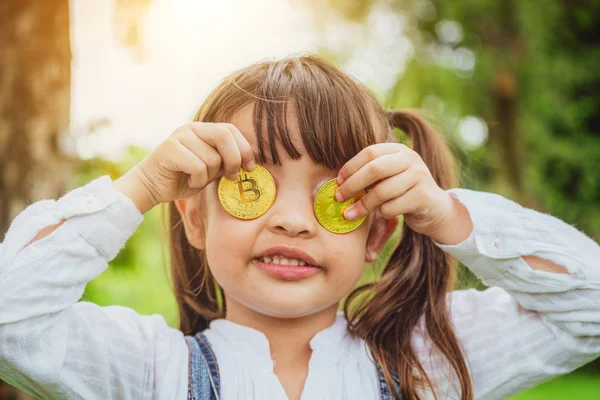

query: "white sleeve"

left=0, top=176, right=189, bottom=400
left=425, top=189, right=600, bottom=400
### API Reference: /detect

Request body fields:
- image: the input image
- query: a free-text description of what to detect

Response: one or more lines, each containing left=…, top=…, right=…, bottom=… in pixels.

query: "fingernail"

left=335, top=190, right=344, bottom=202
left=336, top=175, right=345, bottom=185
left=245, top=160, right=256, bottom=171
left=229, top=172, right=239, bottom=181
left=344, top=206, right=357, bottom=221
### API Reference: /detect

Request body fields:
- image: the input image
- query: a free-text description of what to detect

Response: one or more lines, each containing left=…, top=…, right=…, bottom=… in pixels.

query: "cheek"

left=322, top=229, right=370, bottom=291
left=326, top=238, right=364, bottom=264
left=203, top=191, right=258, bottom=272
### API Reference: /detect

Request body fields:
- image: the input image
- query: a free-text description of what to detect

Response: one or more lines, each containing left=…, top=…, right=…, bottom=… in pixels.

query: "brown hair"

left=167, top=54, right=472, bottom=400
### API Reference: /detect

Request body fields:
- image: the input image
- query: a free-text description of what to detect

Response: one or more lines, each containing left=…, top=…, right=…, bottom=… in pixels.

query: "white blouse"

left=203, top=311, right=382, bottom=399
left=0, top=175, right=599, bottom=400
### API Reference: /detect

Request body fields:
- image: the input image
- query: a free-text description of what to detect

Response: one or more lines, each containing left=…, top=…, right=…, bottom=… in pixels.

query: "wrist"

left=113, top=169, right=157, bottom=214
left=427, top=193, right=473, bottom=246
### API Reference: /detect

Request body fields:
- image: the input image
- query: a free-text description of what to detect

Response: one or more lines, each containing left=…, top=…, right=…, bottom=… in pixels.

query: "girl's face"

left=178, top=104, right=396, bottom=320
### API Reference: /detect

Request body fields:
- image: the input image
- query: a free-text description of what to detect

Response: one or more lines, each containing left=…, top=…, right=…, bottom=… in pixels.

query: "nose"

left=265, top=185, right=317, bottom=238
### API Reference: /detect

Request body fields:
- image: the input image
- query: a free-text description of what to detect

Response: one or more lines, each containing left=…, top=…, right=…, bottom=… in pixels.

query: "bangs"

left=247, top=56, right=383, bottom=169
left=196, top=55, right=387, bottom=169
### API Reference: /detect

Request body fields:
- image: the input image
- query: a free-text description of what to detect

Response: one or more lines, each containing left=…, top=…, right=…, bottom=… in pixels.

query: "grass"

left=509, top=372, right=599, bottom=399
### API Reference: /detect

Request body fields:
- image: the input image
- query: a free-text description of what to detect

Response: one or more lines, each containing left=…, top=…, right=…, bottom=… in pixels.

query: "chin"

left=238, top=292, right=332, bottom=320
left=259, top=294, right=327, bottom=318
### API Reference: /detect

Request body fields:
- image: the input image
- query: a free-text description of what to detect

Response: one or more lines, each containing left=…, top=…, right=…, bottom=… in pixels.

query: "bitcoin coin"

left=218, top=165, right=276, bottom=219
left=314, top=178, right=366, bottom=234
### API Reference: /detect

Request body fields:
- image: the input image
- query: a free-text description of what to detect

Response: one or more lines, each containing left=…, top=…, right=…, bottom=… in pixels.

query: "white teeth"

left=260, top=256, right=311, bottom=266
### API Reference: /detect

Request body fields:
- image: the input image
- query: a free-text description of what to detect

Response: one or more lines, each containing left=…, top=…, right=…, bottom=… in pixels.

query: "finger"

left=222, top=123, right=256, bottom=171
left=343, top=172, right=417, bottom=221
left=377, top=186, right=421, bottom=220
left=337, top=143, right=408, bottom=185
left=335, top=153, right=409, bottom=202
left=173, top=142, right=209, bottom=189
left=178, top=130, right=222, bottom=183
left=190, top=123, right=241, bottom=180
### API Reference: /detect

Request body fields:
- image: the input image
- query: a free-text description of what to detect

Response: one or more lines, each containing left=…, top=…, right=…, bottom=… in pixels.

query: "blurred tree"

left=0, top=1, right=72, bottom=244
left=0, top=0, right=152, bottom=397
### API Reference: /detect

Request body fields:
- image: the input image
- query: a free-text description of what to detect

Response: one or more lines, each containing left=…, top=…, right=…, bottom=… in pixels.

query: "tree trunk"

left=0, top=0, right=72, bottom=398
left=485, top=0, right=525, bottom=202
left=0, top=0, right=73, bottom=235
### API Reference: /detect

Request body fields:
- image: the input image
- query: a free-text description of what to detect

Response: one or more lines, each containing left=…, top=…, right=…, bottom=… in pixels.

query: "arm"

left=429, top=194, right=569, bottom=274
left=423, top=189, right=600, bottom=400
left=0, top=176, right=188, bottom=400
left=19, top=169, right=152, bottom=249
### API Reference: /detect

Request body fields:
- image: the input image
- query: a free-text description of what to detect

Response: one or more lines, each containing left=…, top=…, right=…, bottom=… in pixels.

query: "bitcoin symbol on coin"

left=218, top=165, right=276, bottom=220
left=314, top=178, right=366, bottom=234
left=325, top=200, right=341, bottom=220
left=237, top=175, right=261, bottom=205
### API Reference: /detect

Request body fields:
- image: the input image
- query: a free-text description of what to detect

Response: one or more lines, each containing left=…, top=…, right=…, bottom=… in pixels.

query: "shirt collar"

left=205, top=311, right=349, bottom=369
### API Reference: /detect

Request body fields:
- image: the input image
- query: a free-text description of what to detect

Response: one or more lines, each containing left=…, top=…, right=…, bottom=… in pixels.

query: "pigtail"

left=168, top=201, right=225, bottom=335
left=388, top=110, right=458, bottom=191
left=344, top=110, right=472, bottom=400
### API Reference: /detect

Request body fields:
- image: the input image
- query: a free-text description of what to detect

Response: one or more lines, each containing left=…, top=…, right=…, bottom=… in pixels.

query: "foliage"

left=308, top=0, right=600, bottom=238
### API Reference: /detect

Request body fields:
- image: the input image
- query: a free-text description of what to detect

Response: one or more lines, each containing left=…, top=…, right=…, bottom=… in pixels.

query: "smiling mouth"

left=255, top=255, right=320, bottom=268
left=253, top=257, right=322, bottom=280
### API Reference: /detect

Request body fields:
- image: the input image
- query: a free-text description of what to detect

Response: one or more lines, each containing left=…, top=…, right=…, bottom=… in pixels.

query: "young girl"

left=0, top=54, right=599, bottom=400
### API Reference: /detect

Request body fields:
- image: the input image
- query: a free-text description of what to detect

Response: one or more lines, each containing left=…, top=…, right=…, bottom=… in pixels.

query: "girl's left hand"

left=334, top=143, right=455, bottom=237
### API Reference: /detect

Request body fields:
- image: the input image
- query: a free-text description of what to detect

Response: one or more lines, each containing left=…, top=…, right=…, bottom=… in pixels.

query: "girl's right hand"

left=114, top=122, right=256, bottom=214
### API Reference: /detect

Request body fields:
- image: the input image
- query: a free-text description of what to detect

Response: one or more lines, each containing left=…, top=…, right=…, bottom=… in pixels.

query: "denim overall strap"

left=376, top=362, right=402, bottom=400
left=185, top=332, right=221, bottom=400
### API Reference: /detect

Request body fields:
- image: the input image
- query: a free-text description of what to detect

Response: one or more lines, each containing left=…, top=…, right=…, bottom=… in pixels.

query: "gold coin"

left=218, top=165, right=276, bottom=220
left=314, top=178, right=366, bottom=234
